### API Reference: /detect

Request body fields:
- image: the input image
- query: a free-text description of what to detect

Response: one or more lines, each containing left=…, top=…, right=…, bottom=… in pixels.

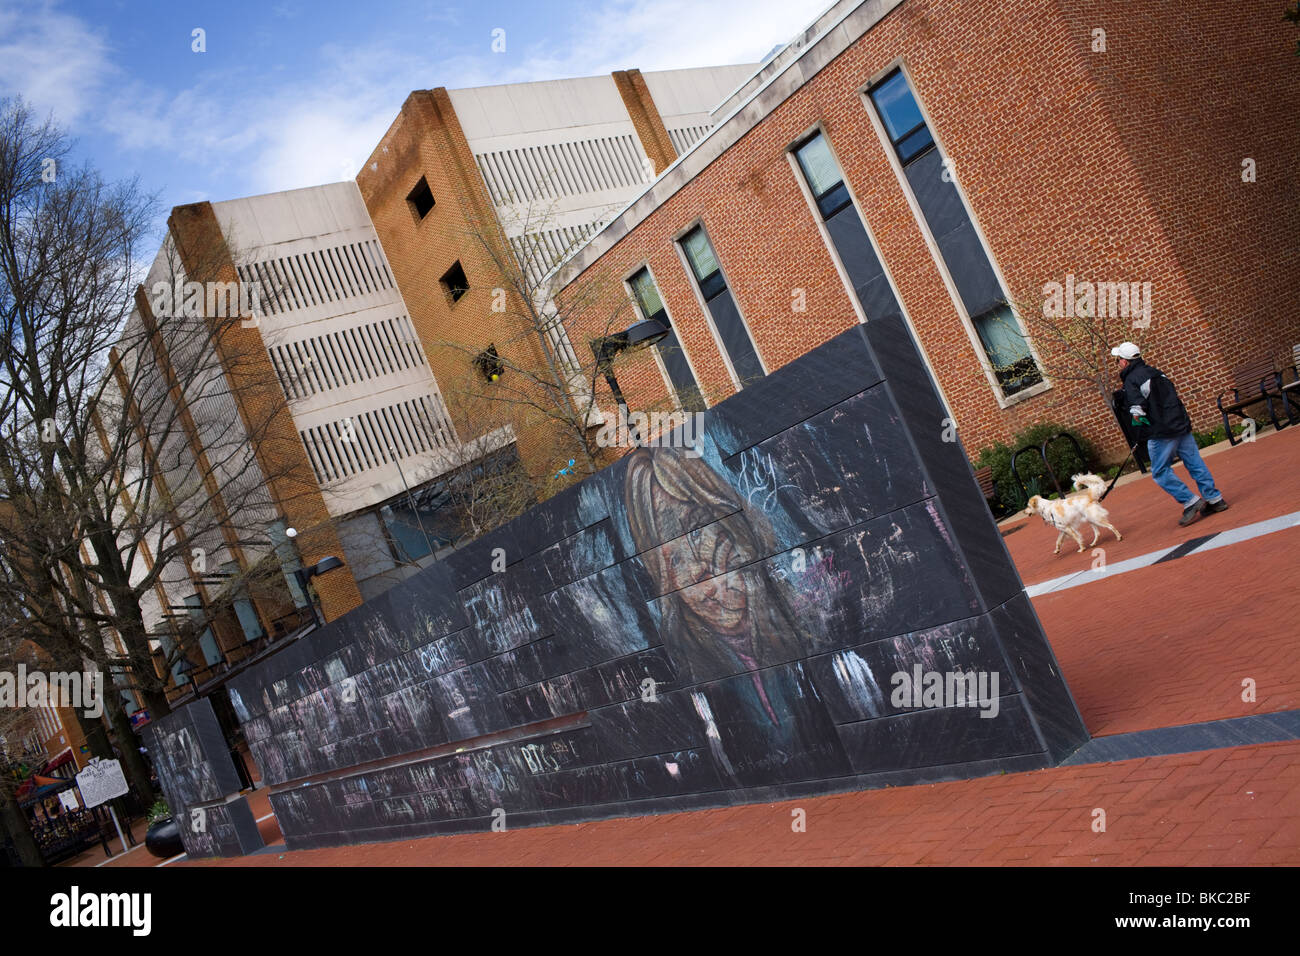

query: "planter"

left=145, top=817, right=184, bottom=859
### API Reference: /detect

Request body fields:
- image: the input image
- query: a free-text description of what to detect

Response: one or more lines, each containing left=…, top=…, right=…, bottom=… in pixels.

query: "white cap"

left=1110, top=342, right=1141, bottom=360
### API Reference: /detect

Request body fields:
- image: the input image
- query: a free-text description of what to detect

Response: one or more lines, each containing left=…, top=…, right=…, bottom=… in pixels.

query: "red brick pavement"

left=184, top=740, right=1300, bottom=867
left=1005, top=427, right=1299, bottom=586
left=85, top=430, right=1300, bottom=867
left=1037, top=524, right=1300, bottom=736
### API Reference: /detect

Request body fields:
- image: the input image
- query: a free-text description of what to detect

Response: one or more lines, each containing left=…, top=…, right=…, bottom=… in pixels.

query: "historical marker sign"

left=75, top=757, right=128, bottom=809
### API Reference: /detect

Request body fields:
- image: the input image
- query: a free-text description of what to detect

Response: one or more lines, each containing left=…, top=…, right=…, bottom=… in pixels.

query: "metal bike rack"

left=1010, top=432, right=1089, bottom=504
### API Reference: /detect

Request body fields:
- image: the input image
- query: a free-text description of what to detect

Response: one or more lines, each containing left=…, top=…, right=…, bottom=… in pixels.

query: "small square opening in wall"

left=440, top=261, right=469, bottom=303
left=474, top=344, right=503, bottom=382
left=407, top=176, right=436, bottom=219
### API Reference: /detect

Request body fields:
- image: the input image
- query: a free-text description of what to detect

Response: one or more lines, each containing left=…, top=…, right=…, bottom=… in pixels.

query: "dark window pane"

left=904, top=147, right=967, bottom=240
left=710, top=292, right=764, bottom=385
left=824, top=203, right=900, bottom=321
left=870, top=71, right=927, bottom=143
left=816, top=181, right=853, bottom=219
left=895, top=125, right=935, bottom=164
left=658, top=329, right=705, bottom=412
left=698, top=270, right=727, bottom=302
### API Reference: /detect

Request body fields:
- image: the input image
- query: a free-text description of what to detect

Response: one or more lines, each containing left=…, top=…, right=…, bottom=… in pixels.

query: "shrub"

left=146, top=799, right=171, bottom=826
left=975, top=422, right=1098, bottom=513
left=1193, top=422, right=1247, bottom=448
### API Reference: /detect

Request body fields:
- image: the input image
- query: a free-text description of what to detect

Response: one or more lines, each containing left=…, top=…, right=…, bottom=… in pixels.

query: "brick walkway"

left=73, top=429, right=1300, bottom=866
left=189, top=740, right=1300, bottom=867
left=1035, top=525, right=1300, bottom=737
left=1004, top=427, right=1300, bottom=587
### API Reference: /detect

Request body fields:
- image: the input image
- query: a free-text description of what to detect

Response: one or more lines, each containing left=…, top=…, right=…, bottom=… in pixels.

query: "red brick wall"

left=1062, top=0, right=1300, bottom=389
left=357, top=90, right=593, bottom=484
left=558, top=0, right=1300, bottom=464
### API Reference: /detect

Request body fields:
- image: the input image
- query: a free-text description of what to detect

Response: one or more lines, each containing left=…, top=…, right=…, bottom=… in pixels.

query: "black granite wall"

left=142, top=697, right=264, bottom=858
left=216, top=316, right=1088, bottom=850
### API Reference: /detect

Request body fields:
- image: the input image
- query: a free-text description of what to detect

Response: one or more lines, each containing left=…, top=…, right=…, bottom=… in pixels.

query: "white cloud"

left=437, top=0, right=826, bottom=87
left=0, top=0, right=114, bottom=124
left=94, top=39, right=427, bottom=195
left=2, top=0, right=832, bottom=201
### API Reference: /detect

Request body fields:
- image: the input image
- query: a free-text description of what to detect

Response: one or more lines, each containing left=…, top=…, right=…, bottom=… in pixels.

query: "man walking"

left=1113, top=342, right=1227, bottom=526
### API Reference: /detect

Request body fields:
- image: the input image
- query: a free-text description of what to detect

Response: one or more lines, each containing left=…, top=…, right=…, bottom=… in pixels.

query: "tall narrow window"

left=679, top=226, right=764, bottom=388
left=221, top=560, right=263, bottom=642
left=627, top=268, right=705, bottom=412
left=183, top=594, right=223, bottom=667
left=869, top=69, right=1042, bottom=397
left=793, top=131, right=903, bottom=323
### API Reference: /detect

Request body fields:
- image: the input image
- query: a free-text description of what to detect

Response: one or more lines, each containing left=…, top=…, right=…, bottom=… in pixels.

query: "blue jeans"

left=1147, top=432, right=1222, bottom=507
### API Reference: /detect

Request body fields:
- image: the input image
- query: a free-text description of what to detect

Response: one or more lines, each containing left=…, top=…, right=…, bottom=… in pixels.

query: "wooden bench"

left=1217, top=357, right=1290, bottom=445
left=1276, top=345, right=1300, bottom=427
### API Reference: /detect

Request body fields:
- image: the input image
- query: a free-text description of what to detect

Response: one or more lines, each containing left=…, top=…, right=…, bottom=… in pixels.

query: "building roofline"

left=549, top=0, right=904, bottom=286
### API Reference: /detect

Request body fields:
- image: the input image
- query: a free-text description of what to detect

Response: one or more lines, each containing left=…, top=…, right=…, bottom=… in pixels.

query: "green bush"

left=1193, top=422, right=1248, bottom=448
left=975, top=422, right=1098, bottom=513
left=146, top=799, right=171, bottom=826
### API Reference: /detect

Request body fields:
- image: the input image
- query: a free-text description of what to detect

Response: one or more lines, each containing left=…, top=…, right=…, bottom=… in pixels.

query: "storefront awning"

left=40, top=750, right=75, bottom=774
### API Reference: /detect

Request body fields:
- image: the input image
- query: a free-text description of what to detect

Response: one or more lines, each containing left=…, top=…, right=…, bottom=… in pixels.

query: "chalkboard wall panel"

left=193, top=317, right=1091, bottom=849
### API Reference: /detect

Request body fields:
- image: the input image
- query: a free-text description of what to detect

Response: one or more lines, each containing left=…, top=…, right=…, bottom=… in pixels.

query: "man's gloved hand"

left=1131, top=415, right=1150, bottom=427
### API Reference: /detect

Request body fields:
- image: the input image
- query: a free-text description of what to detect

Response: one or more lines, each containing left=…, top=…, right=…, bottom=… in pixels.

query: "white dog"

left=1025, top=473, right=1123, bottom=554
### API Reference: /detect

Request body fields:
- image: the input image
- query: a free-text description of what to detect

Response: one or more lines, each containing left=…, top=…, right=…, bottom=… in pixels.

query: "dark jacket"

left=1120, top=358, right=1192, bottom=440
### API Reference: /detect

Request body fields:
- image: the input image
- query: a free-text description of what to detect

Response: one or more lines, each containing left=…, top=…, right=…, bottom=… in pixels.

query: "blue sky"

left=1, top=0, right=826, bottom=227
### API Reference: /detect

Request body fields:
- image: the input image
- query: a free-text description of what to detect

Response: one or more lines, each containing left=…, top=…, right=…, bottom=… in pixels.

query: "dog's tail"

left=1071, top=472, right=1106, bottom=501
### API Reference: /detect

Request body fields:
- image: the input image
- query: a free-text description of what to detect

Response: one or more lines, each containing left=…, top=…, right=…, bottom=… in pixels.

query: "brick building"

left=356, top=66, right=756, bottom=479
left=89, top=0, right=1300, bottom=712
left=95, top=65, right=755, bottom=715
left=550, top=0, right=1300, bottom=464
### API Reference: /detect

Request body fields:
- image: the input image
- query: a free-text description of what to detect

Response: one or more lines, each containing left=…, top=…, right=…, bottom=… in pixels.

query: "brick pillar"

left=612, top=69, right=677, bottom=175
left=358, top=89, right=587, bottom=485
left=167, top=202, right=363, bottom=623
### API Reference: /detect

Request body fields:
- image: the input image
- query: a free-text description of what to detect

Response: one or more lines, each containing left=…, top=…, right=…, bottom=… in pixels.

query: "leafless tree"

left=416, top=184, right=726, bottom=536
left=0, top=96, right=306, bottom=760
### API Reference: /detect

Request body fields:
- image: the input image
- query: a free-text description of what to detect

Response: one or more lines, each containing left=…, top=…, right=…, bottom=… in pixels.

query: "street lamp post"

left=284, top=527, right=344, bottom=630
left=591, top=318, right=670, bottom=447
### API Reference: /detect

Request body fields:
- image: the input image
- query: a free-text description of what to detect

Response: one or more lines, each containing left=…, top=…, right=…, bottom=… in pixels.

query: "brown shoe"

left=1179, top=499, right=1207, bottom=526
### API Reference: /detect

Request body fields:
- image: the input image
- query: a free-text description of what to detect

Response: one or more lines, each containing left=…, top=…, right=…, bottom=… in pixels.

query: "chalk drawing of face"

left=659, top=522, right=749, bottom=634
left=625, top=447, right=807, bottom=682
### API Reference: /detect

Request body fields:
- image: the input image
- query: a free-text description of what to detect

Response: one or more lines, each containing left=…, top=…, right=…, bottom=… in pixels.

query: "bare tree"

left=416, top=184, right=729, bottom=536
left=0, top=610, right=45, bottom=867
left=0, top=97, right=305, bottom=756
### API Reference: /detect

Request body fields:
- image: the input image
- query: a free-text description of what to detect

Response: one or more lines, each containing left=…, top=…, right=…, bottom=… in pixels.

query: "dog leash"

left=1100, top=441, right=1140, bottom=501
